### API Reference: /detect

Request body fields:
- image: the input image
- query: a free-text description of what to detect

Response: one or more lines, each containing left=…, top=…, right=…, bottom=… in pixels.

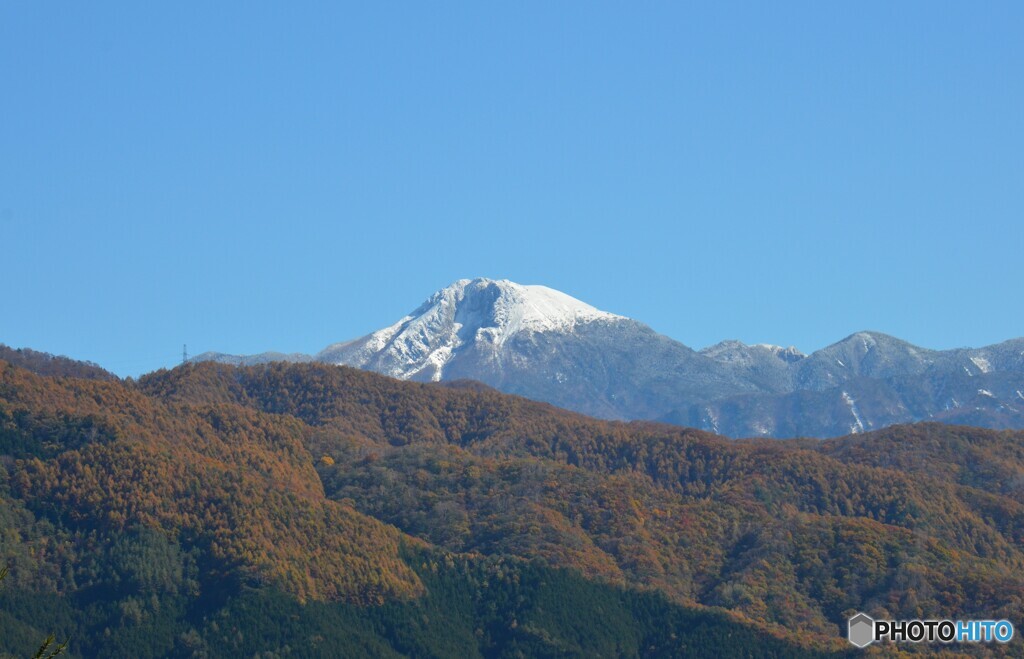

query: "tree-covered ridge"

left=1, top=361, right=423, bottom=605
left=3, top=358, right=1024, bottom=655
left=135, top=363, right=1024, bottom=647
left=0, top=345, right=116, bottom=382
left=809, top=422, right=1024, bottom=496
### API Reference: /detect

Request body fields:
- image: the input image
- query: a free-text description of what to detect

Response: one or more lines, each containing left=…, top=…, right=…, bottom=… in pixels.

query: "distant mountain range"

left=195, top=278, right=1024, bottom=437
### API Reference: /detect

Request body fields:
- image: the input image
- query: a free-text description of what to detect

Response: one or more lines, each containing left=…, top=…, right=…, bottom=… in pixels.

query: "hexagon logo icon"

left=848, top=612, right=875, bottom=648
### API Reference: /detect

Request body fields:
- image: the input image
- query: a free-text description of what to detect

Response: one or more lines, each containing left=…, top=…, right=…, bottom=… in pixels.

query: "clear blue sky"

left=3, top=2, right=1022, bottom=376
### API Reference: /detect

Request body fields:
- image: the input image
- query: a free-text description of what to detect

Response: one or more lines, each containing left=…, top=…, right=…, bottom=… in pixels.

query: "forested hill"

left=0, top=344, right=116, bottom=381
left=3, top=358, right=1024, bottom=656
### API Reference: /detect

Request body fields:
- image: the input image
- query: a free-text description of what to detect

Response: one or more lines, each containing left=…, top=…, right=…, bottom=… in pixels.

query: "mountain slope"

left=0, top=360, right=424, bottom=606
left=138, top=361, right=1024, bottom=644
left=0, top=356, right=844, bottom=657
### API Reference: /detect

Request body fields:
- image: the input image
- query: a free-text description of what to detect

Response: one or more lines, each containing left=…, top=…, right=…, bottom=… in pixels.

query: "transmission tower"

left=183, top=344, right=188, bottom=365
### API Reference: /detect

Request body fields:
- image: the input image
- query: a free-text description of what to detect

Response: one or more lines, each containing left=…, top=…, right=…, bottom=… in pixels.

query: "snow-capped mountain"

left=313, top=278, right=767, bottom=420
left=317, top=279, right=626, bottom=382
left=193, top=279, right=1024, bottom=437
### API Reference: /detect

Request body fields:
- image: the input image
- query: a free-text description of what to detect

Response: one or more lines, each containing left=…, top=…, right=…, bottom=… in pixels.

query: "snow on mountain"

left=970, top=356, right=993, bottom=374
left=317, top=279, right=626, bottom=382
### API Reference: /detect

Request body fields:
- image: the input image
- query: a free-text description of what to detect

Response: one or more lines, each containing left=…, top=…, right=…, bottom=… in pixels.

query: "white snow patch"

left=978, top=389, right=995, bottom=398
left=836, top=359, right=845, bottom=367
left=841, top=391, right=866, bottom=434
left=704, top=407, right=720, bottom=434
left=1017, top=390, right=1024, bottom=402
left=963, top=366, right=973, bottom=377
left=423, top=345, right=455, bottom=381
left=366, top=316, right=414, bottom=352
left=970, top=356, right=992, bottom=374
left=483, top=280, right=622, bottom=343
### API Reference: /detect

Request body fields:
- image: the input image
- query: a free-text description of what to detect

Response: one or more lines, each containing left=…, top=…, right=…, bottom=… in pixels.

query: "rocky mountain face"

left=194, top=278, right=1024, bottom=438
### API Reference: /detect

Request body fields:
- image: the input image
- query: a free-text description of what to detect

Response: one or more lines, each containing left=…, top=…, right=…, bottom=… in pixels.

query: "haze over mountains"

left=196, top=278, right=1024, bottom=438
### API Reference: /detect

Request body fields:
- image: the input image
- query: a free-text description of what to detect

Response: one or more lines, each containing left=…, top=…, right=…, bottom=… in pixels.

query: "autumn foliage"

left=2, top=357, right=1023, bottom=655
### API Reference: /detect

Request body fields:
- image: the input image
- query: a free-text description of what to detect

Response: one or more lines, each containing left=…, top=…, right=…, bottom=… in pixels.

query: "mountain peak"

left=834, top=331, right=907, bottom=347
left=317, top=278, right=627, bottom=381
left=423, top=278, right=623, bottom=340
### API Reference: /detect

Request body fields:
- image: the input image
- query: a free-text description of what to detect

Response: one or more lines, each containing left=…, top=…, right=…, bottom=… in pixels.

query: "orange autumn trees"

left=2, top=361, right=422, bottom=605
left=3, top=356, right=1024, bottom=649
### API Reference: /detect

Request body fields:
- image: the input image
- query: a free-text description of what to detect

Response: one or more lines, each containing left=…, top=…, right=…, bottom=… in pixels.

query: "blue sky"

left=2, top=2, right=1022, bottom=376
